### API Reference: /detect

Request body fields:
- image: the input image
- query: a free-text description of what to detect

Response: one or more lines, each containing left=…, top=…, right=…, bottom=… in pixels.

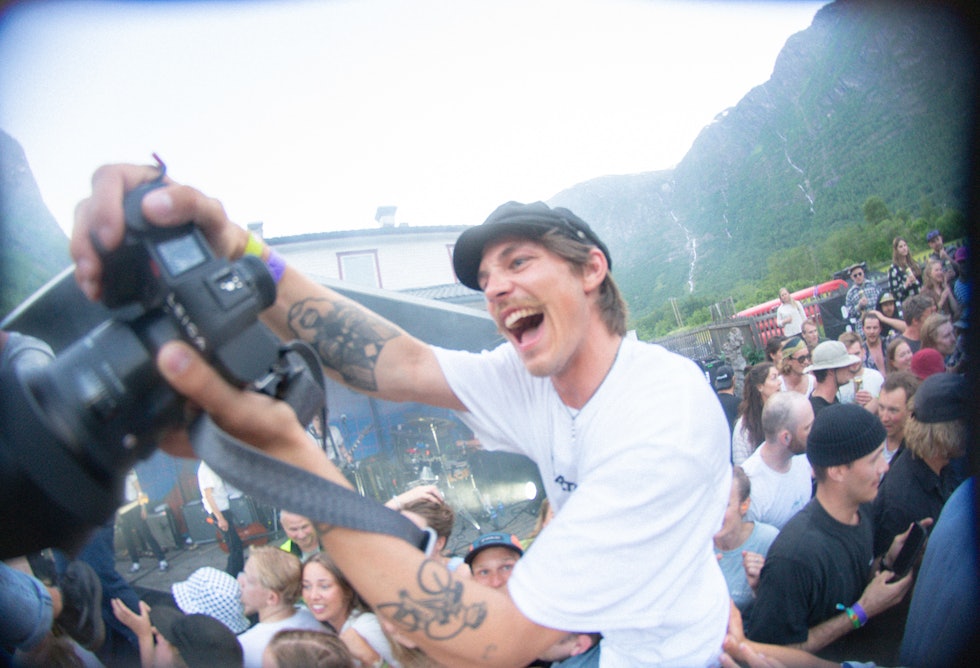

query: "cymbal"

left=397, top=417, right=455, bottom=431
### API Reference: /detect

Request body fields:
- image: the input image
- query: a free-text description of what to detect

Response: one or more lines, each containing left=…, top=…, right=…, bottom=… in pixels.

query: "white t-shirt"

left=433, top=338, right=731, bottom=667
left=238, top=607, right=324, bottom=668
left=341, top=610, right=399, bottom=668
left=837, top=367, right=885, bottom=404
left=741, top=450, right=813, bottom=530
left=777, top=302, right=806, bottom=336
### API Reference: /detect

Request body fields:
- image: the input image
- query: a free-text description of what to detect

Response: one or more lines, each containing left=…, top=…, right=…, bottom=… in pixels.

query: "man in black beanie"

left=747, top=403, right=918, bottom=663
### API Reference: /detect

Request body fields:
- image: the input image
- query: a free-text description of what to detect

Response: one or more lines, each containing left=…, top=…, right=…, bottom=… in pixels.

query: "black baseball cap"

left=463, top=532, right=524, bottom=566
left=453, top=201, right=612, bottom=291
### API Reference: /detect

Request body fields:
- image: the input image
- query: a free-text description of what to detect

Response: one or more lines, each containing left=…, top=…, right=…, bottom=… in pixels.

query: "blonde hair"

left=266, top=629, right=355, bottom=668
left=904, top=415, right=966, bottom=461
left=248, top=545, right=303, bottom=606
left=919, top=312, right=952, bottom=351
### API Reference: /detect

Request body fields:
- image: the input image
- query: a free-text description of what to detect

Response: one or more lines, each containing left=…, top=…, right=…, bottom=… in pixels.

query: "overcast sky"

left=0, top=0, right=826, bottom=238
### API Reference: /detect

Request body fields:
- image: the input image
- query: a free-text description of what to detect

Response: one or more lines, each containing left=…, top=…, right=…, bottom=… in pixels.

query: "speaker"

left=229, top=496, right=257, bottom=527
left=182, top=500, right=216, bottom=544
left=147, top=507, right=180, bottom=550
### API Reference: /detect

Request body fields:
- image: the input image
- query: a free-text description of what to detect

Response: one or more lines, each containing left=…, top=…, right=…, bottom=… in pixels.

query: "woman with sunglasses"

left=777, top=337, right=815, bottom=397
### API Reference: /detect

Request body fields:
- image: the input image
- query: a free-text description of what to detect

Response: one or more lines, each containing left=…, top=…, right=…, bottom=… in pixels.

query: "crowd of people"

left=2, top=167, right=976, bottom=668
left=710, top=229, right=974, bottom=664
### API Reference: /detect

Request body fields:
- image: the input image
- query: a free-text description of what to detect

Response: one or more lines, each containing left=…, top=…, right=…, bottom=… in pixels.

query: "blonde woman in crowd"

left=775, top=288, right=806, bottom=337
left=922, top=257, right=961, bottom=320
left=777, top=337, right=815, bottom=397
left=237, top=546, right=323, bottom=668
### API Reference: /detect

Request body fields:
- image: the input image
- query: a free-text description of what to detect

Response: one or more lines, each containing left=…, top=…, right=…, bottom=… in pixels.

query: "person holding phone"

left=746, top=404, right=916, bottom=663
left=872, top=373, right=968, bottom=557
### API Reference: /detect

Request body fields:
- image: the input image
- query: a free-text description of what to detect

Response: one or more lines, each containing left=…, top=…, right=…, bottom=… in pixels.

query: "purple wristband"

left=266, top=250, right=287, bottom=284
left=851, top=602, right=868, bottom=626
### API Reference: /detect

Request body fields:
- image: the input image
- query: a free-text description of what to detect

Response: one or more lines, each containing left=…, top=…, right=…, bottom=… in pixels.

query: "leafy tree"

left=862, top=196, right=890, bottom=225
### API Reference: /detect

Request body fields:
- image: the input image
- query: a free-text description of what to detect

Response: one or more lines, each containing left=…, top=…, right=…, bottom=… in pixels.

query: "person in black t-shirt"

left=747, top=404, right=916, bottom=662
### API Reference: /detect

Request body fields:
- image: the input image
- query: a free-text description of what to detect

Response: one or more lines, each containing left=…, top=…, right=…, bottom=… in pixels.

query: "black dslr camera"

left=0, top=160, right=322, bottom=558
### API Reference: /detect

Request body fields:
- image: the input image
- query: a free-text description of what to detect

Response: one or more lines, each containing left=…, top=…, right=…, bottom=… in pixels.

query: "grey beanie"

left=807, top=403, right=886, bottom=468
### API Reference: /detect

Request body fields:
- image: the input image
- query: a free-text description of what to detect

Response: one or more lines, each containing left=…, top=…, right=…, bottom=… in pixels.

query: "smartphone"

left=887, top=521, right=928, bottom=583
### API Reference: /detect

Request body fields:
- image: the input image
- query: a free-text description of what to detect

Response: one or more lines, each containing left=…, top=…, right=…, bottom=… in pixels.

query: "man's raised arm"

left=71, top=163, right=462, bottom=410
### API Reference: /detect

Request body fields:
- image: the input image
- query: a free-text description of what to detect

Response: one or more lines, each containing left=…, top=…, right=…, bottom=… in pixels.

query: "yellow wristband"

left=244, top=232, right=265, bottom=258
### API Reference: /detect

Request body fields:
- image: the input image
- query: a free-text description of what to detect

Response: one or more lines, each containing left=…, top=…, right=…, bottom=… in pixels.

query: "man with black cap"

left=805, top=341, right=861, bottom=417
left=872, top=373, right=968, bottom=557
left=746, top=404, right=916, bottom=661
left=714, top=363, right=740, bottom=434
left=464, top=532, right=524, bottom=590
left=72, top=169, right=731, bottom=667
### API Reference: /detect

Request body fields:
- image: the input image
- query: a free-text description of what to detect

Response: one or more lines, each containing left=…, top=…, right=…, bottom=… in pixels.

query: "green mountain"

left=0, top=130, right=72, bottom=320
left=549, top=0, right=977, bottom=335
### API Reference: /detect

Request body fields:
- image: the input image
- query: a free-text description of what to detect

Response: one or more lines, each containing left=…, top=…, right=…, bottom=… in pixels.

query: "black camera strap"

left=188, top=342, right=436, bottom=556
left=191, top=416, right=436, bottom=555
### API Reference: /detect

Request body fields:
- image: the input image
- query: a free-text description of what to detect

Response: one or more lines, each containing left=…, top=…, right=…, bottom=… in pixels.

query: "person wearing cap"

left=876, top=371, right=920, bottom=467
left=72, top=168, right=732, bottom=666
left=171, top=566, right=251, bottom=635
left=740, top=392, right=814, bottom=531
left=844, top=263, right=880, bottom=338
left=464, top=532, right=524, bottom=590
left=713, top=364, right=740, bottom=434
left=909, top=348, right=946, bottom=380
left=925, top=229, right=960, bottom=276
left=872, top=373, right=967, bottom=558
left=868, top=292, right=906, bottom=343
left=836, top=332, right=883, bottom=413
left=746, top=404, right=916, bottom=661
left=805, top=341, right=861, bottom=417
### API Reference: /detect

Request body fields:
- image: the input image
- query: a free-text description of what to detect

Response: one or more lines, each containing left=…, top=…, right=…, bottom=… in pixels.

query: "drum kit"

left=338, top=416, right=485, bottom=527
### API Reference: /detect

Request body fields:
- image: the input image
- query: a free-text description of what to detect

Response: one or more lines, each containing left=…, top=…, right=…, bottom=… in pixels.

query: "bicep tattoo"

left=287, top=297, right=400, bottom=391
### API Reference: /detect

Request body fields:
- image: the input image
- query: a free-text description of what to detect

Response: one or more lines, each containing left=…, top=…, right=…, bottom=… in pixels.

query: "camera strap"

left=191, top=416, right=437, bottom=555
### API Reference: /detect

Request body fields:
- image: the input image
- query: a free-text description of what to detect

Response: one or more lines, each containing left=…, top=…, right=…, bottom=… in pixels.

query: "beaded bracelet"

left=243, top=232, right=286, bottom=284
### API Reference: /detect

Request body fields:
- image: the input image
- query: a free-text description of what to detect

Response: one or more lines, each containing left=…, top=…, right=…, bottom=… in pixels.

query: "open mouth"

left=504, top=307, right=544, bottom=344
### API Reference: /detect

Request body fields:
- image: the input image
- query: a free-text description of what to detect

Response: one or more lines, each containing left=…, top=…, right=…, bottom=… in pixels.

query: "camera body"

left=0, top=165, right=306, bottom=558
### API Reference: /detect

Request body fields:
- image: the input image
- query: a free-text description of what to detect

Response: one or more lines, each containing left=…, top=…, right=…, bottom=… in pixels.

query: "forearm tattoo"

left=287, top=298, right=399, bottom=391
left=377, top=560, right=487, bottom=641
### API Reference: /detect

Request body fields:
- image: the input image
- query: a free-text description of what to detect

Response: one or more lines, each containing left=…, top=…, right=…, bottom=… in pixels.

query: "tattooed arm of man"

left=156, top=339, right=563, bottom=667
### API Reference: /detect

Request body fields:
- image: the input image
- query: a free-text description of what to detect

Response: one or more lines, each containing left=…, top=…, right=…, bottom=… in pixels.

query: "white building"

left=254, top=219, right=485, bottom=310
